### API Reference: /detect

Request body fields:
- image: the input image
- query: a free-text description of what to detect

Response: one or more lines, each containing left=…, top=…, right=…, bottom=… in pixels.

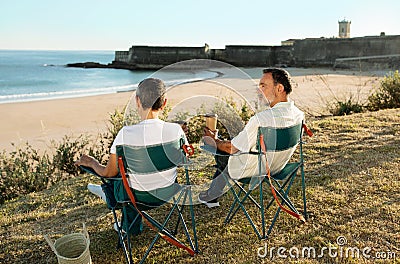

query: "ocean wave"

left=0, top=84, right=138, bottom=104
left=0, top=70, right=220, bottom=104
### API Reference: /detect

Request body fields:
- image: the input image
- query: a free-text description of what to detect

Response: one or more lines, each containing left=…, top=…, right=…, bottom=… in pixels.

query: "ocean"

left=0, top=50, right=218, bottom=104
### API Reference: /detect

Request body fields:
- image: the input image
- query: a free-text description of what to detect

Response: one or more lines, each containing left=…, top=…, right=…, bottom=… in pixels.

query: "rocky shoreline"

left=66, top=61, right=139, bottom=70
left=66, top=60, right=228, bottom=71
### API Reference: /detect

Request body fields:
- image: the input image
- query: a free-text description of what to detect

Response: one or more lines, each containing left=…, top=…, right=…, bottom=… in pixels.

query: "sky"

left=1, top=0, right=399, bottom=51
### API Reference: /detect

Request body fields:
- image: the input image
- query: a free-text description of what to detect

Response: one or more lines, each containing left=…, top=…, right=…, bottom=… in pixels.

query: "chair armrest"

left=79, top=165, right=122, bottom=182
left=200, top=144, right=231, bottom=156
left=200, top=144, right=259, bottom=157
left=79, top=165, right=99, bottom=176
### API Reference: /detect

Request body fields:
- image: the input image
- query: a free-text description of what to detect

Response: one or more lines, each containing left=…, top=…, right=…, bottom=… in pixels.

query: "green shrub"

left=0, top=135, right=108, bottom=204
left=368, top=70, right=400, bottom=110
left=86, top=133, right=110, bottom=165
left=328, top=96, right=365, bottom=116
left=0, top=143, right=55, bottom=204
left=108, top=109, right=125, bottom=140
left=52, top=135, right=91, bottom=176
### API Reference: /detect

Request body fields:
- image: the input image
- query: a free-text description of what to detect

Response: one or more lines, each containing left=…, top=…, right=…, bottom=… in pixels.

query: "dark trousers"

left=102, top=180, right=179, bottom=235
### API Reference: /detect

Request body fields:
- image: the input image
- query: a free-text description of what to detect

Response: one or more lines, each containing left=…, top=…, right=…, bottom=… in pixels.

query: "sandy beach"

left=0, top=67, right=383, bottom=152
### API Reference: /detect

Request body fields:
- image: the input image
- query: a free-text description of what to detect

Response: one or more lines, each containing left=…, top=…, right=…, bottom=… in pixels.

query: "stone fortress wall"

left=113, top=34, right=400, bottom=70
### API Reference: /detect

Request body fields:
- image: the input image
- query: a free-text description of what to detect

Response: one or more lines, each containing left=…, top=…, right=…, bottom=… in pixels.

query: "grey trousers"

left=206, top=154, right=230, bottom=200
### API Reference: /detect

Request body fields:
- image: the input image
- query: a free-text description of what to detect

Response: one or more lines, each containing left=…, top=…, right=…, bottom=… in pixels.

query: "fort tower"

left=338, top=19, right=351, bottom=38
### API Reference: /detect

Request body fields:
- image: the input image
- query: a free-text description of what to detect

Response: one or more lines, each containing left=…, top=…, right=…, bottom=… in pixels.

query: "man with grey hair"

left=75, top=78, right=188, bottom=234
left=199, top=68, right=304, bottom=208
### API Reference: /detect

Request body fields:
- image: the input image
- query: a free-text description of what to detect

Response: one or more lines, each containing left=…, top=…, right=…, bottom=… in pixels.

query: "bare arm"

left=75, top=153, right=119, bottom=177
left=215, top=138, right=239, bottom=154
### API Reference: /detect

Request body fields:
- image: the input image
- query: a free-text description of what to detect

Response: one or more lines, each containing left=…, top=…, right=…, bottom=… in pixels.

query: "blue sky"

left=1, top=0, right=399, bottom=50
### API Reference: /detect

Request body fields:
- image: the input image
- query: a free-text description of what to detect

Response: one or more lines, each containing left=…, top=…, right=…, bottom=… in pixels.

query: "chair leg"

left=272, top=186, right=299, bottom=214
left=184, top=167, right=198, bottom=253
left=187, top=186, right=199, bottom=253
left=225, top=181, right=252, bottom=224
left=265, top=173, right=299, bottom=213
left=111, top=206, right=128, bottom=262
left=301, top=163, right=308, bottom=220
left=173, top=187, right=198, bottom=253
left=225, top=179, right=262, bottom=225
left=139, top=188, right=188, bottom=263
left=111, top=209, right=123, bottom=250
left=259, top=179, right=266, bottom=239
left=173, top=194, right=185, bottom=235
left=266, top=173, right=298, bottom=237
left=224, top=179, right=264, bottom=239
left=118, top=204, right=134, bottom=264
left=225, top=185, right=243, bottom=224
left=141, top=233, right=161, bottom=264
left=237, top=180, right=261, bottom=207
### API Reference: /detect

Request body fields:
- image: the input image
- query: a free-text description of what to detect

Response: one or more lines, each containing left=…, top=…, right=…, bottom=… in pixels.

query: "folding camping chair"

left=81, top=137, right=198, bottom=264
left=203, top=122, right=312, bottom=240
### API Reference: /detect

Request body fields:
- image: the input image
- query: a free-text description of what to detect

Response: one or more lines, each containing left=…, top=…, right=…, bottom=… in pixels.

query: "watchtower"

left=338, top=19, right=351, bottom=38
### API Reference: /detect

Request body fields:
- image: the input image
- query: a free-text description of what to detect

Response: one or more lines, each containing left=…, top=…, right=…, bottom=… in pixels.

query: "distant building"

left=281, top=39, right=298, bottom=46
left=338, top=19, right=351, bottom=38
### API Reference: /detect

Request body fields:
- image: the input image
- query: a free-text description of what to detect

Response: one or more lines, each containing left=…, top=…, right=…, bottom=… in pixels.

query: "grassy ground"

left=1, top=108, right=399, bottom=264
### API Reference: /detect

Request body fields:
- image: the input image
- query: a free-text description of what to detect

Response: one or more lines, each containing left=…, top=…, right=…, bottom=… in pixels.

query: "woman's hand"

left=74, top=154, right=96, bottom=168
left=75, top=153, right=118, bottom=178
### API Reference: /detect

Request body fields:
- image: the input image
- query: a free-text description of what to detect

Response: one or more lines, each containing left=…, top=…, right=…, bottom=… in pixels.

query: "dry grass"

left=1, top=109, right=399, bottom=264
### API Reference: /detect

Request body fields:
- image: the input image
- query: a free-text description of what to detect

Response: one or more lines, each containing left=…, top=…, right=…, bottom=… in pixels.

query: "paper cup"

left=205, top=114, right=218, bottom=131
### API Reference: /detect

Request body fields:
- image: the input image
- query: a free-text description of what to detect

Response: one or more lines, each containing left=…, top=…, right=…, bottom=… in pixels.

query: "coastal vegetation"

left=0, top=75, right=399, bottom=263
left=368, top=70, right=400, bottom=111
left=327, top=70, right=400, bottom=115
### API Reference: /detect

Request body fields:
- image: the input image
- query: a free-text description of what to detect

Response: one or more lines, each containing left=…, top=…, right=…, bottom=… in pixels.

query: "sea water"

left=0, top=50, right=218, bottom=104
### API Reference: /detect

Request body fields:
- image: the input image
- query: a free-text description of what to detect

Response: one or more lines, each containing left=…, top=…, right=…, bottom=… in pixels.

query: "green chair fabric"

left=117, top=139, right=185, bottom=174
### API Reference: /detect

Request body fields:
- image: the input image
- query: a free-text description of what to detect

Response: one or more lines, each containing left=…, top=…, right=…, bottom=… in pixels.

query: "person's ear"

left=136, top=95, right=141, bottom=108
left=277, top=83, right=285, bottom=93
left=160, top=98, right=167, bottom=110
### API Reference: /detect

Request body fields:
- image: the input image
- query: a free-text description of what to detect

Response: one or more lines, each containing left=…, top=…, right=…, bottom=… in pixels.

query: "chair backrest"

left=116, top=137, right=186, bottom=175
left=257, top=123, right=302, bottom=152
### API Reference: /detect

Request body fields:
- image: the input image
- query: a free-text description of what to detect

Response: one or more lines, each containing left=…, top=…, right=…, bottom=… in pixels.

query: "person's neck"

left=270, top=97, right=288, bottom=107
left=139, top=108, right=160, bottom=121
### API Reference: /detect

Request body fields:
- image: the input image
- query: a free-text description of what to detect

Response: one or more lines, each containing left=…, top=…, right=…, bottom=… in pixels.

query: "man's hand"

left=203, top=127, right=239, bottom=154
left=203, top=127, right=218, bottom=146
left=203, top=127, right=218, bottom=138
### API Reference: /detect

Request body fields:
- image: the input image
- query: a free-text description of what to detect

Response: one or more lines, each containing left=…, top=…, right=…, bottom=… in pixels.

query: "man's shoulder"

left=252, top=108, right=274, bottom=120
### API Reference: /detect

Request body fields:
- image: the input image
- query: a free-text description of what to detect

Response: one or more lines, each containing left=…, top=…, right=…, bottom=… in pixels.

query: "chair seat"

left=237, top=162, right=301, bottom=184
left=272, top=162, right=301, bottom=180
